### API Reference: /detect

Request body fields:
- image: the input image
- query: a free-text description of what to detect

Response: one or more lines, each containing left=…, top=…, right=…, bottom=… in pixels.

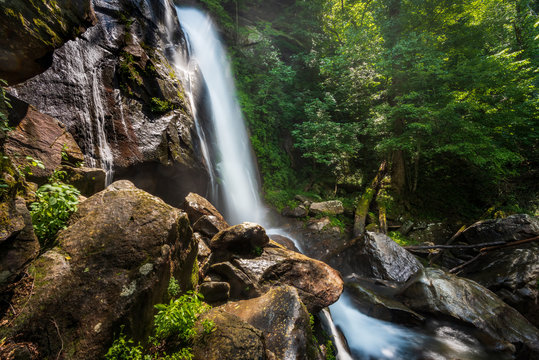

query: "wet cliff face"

left=9, top=0, right=209, bottom=205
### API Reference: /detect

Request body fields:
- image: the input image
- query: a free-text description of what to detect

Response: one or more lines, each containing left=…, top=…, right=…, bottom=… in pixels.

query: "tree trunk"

left=353, top=161, right=387, bottom=237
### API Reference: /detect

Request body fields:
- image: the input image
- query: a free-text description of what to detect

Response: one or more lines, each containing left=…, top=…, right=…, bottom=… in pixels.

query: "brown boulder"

left=309, top=200, right=344, bottom=215
left=60, top=165, right=106, bottom=197
left=193, top=214, right=229, bottom=238
left=3, top=98, right=84, bottom=184
left=193, top=309, right=267, bottom=360
left=230, top=246, right=343, bottom=312
left=0, top=180, right=197, bottom=359
left=211, top=222, right=269, bottom=254
left=221, top=286, right=315, bottom=360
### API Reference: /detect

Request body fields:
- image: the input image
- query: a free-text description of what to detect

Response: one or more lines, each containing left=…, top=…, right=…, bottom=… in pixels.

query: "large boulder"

left=0, top=0, right=97, bottom=84
left=3, top=97, right=84, bottom=184
left=60, top=165, right=106, bottom=197
left=232, top=244, right=344, bottom=312
left=0, top=197, right=39, bottom=286
left=193, top=309, right=267, bottom=360
left=220, top=286, right=316, bottom=360
left=401, top=268, right=539, bottom=354
left=458, top=215, right=539, bottom=327
left=349, top=231, right=423, bottom=282
left=462, top=243, right=539, bottom=328
left=0, top=180, right=197, bottom=359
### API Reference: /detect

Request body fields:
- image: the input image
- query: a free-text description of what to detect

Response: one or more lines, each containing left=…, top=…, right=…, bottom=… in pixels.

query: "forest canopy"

left=198, top=0, right=538, bottom=219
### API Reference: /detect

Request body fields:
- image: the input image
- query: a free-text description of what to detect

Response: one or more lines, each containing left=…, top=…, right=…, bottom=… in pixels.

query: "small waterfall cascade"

left=173, top=7, right=493, bottom=360
left=176, top=7, right=265, bottom=226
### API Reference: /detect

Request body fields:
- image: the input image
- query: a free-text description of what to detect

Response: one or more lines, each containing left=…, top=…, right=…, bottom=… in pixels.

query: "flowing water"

left=176, top=7, right=265, bottom=226
left=174, top=7, right=494, bottom=360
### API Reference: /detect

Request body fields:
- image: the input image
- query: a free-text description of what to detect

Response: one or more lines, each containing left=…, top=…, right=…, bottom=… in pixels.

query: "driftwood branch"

left=428, top=224, right=467, bottom=265
left=407, top=235, right=539, bottom=252
left=405, top=240, right=507, bottom=251
left=447, top=235, right=539, bottom=274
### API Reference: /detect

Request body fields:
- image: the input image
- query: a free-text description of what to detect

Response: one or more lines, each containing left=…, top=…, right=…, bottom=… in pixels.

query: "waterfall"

left=176, top=7, right=265, bottom=226
left=174, top=7, right=492, bottom=360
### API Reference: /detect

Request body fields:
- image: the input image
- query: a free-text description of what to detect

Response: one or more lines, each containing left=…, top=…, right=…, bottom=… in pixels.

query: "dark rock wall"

left=8, top=0, right=210, bottom=205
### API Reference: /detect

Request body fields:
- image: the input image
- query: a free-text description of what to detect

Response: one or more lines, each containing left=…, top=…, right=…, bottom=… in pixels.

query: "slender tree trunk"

left=353, top=161, right=387, bottom=237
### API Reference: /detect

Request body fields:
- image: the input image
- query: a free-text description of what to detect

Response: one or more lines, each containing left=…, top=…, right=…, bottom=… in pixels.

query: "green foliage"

left=153, top=291, right=210, bottom=342
left=30, top=178, right=80, bottom=246
left=105, top=328, right=146, bottom=360
left=202, top=319, right=216, bottom=335
left=167, top=276, right=180, bottom=298
left=107, top=291, right=212, bottom=360
left=149, top=97, right=174, bottom=115
left=325, top=340, right=336, bottom=360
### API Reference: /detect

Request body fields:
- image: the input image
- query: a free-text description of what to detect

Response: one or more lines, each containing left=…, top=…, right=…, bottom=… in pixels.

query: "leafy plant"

left=105, top=327, right=145, bottom=360
left=153, top=291, right=210, bottom=342
left=30, top=180, right=80, bottom=246
left=202, top=319, right=216, bottom=335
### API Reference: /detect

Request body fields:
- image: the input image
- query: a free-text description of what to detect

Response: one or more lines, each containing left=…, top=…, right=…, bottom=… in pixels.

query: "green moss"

left=150, top=97, right=174, bottom=115
left=33, top=18, right=61, bottom=46
left=388, top=231, right=421, bottom=247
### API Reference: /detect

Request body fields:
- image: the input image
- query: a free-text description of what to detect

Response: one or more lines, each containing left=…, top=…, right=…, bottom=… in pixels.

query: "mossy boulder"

left=0, top=180, right=197, bottom=359
left=193, top=309, right=267, bottom=360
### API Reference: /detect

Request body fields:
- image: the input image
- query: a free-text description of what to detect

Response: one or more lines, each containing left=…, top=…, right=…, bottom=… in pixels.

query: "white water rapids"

left=173, top=6, right=493, bottom=360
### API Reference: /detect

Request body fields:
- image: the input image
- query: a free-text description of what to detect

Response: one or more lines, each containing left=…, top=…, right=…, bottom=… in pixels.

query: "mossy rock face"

left=1, top=180, right=197, bottom=359
left=0, top=0, right=97, bottom=84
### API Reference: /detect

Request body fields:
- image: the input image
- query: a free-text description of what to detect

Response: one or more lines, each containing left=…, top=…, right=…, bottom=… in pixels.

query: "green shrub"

left=30, top=181, right=80, bottom=246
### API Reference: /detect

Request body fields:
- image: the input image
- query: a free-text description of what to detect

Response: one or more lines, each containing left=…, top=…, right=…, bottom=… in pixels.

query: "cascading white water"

left=176, top=7, right=265, bottom=226
left=174, top=7, right=492, bottom=360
